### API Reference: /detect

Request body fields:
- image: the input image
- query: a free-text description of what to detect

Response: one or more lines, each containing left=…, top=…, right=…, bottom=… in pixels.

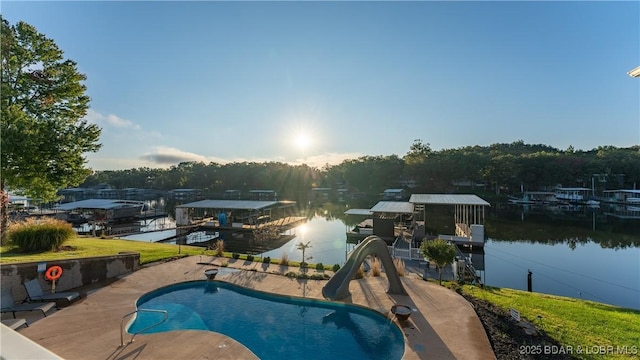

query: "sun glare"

left=294, top=132, right=311, bottom=151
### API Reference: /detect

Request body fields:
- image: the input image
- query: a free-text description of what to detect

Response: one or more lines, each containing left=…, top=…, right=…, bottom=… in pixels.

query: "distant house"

left=399, top=178, right=417, bottom=189
left=337, top=188, right=349, bottom=202
left=311, top=188, right=332, bottom=203
left=249, top=190, right=277, bottom=201
left=58, top=187, right=92, bottom=202
left=97, top=188, right=119, bottom=199
left=170, top=189, right=203, bottom=200
left=382, top=188, right=405, bottom=201
left=603, top=189, right=640, bottom=204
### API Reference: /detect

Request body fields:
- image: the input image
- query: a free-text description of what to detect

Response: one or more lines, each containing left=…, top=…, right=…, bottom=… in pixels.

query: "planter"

left=204, top=268, right=219, bottom=280
left=391, top=304, right=413, bottom=321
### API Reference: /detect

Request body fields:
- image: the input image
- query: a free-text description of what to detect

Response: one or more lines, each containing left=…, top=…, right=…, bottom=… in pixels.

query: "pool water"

left=128, top=281, right=405, bottom=360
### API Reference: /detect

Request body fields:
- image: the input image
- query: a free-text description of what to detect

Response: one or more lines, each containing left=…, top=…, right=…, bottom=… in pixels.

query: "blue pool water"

left=128, top=281, right=405, bottom=360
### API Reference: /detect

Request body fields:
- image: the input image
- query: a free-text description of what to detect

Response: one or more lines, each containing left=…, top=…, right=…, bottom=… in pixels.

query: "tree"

left=1, top=17, right=101, bottom=236
left=296, top=240, right=312, bottom=269
left=420, top=238, right=456, bottom=285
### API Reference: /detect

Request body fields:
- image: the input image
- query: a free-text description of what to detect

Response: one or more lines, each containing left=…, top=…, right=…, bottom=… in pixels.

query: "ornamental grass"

left=4, top=218, right=75, bottom=252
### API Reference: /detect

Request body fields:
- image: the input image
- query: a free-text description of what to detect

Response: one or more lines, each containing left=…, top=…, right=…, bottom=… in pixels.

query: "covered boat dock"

left=409, top=194, right=490, bottom=245
left=55, top=199, right=144, bottom=224
left=175, top=199, right=304, bottom=230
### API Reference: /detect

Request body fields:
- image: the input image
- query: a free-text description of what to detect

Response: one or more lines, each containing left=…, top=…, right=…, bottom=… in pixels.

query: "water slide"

left=322, top=235, right=408, bottom=301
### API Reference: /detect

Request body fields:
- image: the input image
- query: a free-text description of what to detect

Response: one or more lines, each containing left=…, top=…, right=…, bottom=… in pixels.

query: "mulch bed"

left=461, top=293, right=578, bottom=360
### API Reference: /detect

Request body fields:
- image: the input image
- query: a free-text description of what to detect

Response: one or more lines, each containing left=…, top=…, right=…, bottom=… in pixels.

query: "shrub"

left=232, top=252, right=240, bottom=259
left=246, top=254, right=254, bottom=262
left=315, top=262, right=324, bottom=271
left=309, top=273, right=330, bottom=280
left=5, top=218, right=75, bottom=252
left=394, top=258, right=406, bottom=277
left=262, top=256, right=271, bottom=264
left=355, top=263, right=365, bottom=279
left=279, top=253, right=289, bottom=266
left=370, top=257, right=382, bottom=277
left=332, top=264, right=341, bottom=272
left=300, top=261, right=308, bottom=269
left=215, top=239, right=224, bottom=257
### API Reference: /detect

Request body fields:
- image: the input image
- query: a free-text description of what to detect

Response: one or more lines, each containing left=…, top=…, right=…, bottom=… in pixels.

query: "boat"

left=554, top=187, right=592, bottom=203
left=508, top=191, right=557, bottom=204
left=602, top=189, right=640, bottom=205
left=585, top=199, right=600, bottom=207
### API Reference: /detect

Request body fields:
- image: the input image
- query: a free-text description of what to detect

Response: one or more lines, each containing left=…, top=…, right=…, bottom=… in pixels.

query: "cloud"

left=140, top=147, right=217, bottom=165
left=139, top=147, right=361, bottom=169
left=105, top=114, right=141, bottom=130
left=84, top=108, right=161, bottom=141
left=88, top=146, right=363, bottom=171
left=84, top=109, right=140, bottom=130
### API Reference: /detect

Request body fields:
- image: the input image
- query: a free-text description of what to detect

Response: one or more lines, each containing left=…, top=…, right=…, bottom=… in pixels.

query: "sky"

left=2, top=1, right=639, bottom=171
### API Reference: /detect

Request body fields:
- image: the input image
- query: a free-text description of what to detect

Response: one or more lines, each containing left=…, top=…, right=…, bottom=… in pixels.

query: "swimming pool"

left=128, top=280, right=405, bottom=360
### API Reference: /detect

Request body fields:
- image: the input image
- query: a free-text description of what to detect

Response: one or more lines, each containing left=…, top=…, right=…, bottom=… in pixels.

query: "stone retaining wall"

left=0, top=252, right=140, bottom=303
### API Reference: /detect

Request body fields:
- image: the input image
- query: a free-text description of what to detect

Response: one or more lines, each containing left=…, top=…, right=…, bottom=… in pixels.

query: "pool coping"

left=9, top=256, right=496, bottom=360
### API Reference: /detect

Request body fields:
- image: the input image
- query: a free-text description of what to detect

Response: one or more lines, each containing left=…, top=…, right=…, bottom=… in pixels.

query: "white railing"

left=390, top=241, right=424, bottom=260
left=393, top=248, right=411, bottom=259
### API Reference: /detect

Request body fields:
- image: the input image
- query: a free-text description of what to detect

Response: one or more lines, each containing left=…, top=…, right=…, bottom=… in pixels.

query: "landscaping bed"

left=463, top=293, right=576, bottom=360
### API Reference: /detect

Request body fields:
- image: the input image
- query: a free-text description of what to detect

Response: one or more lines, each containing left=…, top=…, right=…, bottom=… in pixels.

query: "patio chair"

left=1, top=318, right=28, bottom=330
left=23, top=279, right=80, bottom=306
left=1, top=290, right=56, bottom=318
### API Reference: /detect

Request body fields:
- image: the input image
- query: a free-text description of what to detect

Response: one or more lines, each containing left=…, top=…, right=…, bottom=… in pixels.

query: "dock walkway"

left=198, top=216, right=307, bottom=232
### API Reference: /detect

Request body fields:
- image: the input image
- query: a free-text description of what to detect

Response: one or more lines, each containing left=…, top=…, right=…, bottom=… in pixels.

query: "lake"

left=119, top=204, right=640, bottom=310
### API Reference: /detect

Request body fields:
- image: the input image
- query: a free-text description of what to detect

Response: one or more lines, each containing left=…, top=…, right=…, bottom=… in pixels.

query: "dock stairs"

left=454, top=245, right=482, bottom=285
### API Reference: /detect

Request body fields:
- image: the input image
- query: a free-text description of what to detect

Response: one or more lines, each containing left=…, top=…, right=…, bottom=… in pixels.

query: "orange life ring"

left=45, top=266, right=63, bottom=281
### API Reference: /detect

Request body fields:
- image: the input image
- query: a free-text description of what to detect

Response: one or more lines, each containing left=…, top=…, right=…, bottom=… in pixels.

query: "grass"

left=393, top=257, right=405, bottom=276
left=0, top=236, right=218, bottom=265
left=459, top=284, right=640, bottom=360
left=370, top=257, right=381, bottom=276
left=0, top=236, right=335, bottom=270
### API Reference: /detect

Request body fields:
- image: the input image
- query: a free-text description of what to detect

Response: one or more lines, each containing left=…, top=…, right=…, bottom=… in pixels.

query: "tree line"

left=81, top=140, right=640, bottom=202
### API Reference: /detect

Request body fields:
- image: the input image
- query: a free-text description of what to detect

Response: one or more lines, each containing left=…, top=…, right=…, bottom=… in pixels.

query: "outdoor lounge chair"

left=23, top=279, right=80, bottom=306
left=1, top=290, right=56, bottom=318
left=1, top=318, right=28, bottom=330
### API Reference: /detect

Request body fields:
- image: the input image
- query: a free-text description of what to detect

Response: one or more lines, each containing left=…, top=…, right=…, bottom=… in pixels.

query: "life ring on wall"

left=45, top=266, right=63, bottom=281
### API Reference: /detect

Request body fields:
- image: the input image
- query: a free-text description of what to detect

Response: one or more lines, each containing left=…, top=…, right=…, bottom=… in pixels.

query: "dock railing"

left=391, top=234, right=424, bottom=260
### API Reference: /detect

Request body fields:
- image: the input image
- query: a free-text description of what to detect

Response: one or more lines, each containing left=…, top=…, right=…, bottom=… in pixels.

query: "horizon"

left=3, top=1, right=639, bottom=171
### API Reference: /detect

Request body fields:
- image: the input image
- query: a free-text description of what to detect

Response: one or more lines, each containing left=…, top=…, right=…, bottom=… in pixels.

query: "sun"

left=294, top=132, right=311, bottom=151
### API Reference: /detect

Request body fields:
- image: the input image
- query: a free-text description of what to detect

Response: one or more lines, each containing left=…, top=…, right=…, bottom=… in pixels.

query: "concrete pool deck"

left=9, top=256, right=495, bottom=359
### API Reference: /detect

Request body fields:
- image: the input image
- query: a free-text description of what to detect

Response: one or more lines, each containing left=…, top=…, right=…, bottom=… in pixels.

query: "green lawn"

left=0, top=236, right=218, bottom=265
left=460, top=284, right=640, bottom=360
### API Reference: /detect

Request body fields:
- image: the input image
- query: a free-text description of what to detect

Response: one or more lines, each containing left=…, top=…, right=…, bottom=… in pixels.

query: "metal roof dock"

left=409, top=194, right=490, bottom=206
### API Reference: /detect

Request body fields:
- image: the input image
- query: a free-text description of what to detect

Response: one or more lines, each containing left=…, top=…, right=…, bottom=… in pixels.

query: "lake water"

left=118, top=206, right=640, bottom=310
left=484, top=240, right=639, bottom=310
left=256, top=216, right=639, bottom=310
